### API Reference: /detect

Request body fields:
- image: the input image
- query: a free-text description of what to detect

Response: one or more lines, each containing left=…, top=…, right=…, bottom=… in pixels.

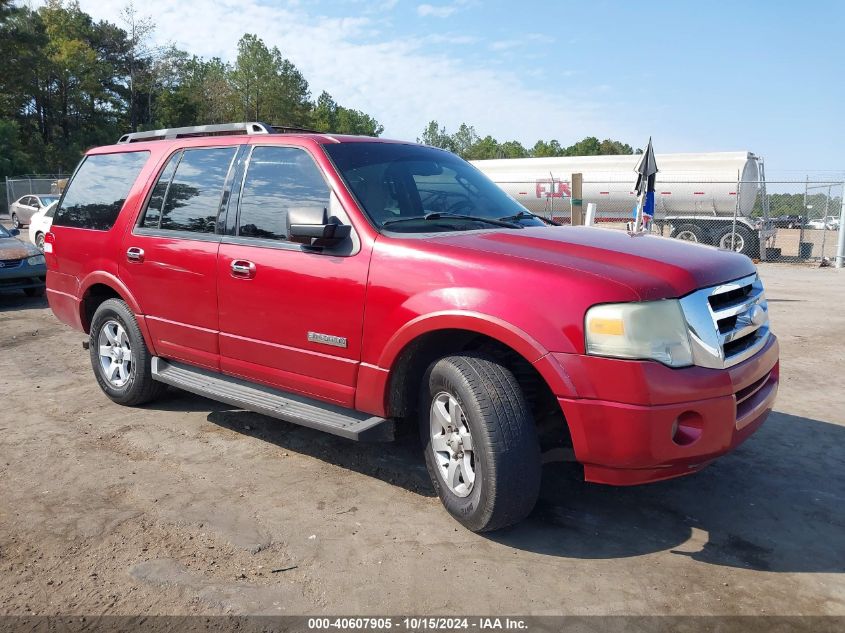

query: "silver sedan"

left=9, top=195, right=60, bottom=229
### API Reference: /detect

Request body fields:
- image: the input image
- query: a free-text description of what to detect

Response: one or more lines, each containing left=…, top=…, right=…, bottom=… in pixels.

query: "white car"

left=28, top=201, right=57, bottom=250
left=805, top=217, right=840, bottom=231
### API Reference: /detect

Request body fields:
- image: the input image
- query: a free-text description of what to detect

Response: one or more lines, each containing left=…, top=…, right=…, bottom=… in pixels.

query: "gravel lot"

left=0, top=254, right=843, bottom=616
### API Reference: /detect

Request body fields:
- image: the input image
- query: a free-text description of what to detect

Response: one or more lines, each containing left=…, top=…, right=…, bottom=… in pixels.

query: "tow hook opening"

left=672, top=411, right=704, bottom=446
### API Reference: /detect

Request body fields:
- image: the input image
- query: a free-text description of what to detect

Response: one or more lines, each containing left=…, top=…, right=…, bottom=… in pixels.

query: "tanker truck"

left=472, top=151, right=775, bottom=258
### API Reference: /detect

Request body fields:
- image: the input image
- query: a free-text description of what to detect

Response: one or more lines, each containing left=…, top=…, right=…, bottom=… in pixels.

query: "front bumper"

left=551, top=335, right=779, bottom=485
left=0, top=262, right=47, bottom=292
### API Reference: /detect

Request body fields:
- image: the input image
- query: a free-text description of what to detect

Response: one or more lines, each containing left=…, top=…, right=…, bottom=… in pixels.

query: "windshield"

left=324, top=142, right=545, bottom=233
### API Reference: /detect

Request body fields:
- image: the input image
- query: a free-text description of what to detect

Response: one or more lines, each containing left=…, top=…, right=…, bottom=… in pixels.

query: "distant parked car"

left=805, top=217, right=840, bottom=230
left=9, top=194, right=60, bottom=229
left=772, top=214, right=803, bottom=229
left=28, top=201, right=57, bottom=250
left=0, top=223, right=46, bottom=296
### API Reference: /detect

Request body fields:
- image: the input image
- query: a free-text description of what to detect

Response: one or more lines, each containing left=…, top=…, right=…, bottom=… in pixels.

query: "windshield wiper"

left=383, top=212, right=521, bottom=229
left=497, top=211, right=560, bottom=226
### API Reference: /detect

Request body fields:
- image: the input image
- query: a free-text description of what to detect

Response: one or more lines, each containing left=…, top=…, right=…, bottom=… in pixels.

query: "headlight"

left=585, top=300, right=693, bottom=367
left=27, top=255, right=46, bottom=265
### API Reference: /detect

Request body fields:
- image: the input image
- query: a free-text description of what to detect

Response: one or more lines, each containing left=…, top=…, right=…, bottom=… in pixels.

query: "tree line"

left=418, top=121, right=641, bottom=160
left=0, top=0, right=639, bottom=180
left=0, top=0, right=383, bottom=178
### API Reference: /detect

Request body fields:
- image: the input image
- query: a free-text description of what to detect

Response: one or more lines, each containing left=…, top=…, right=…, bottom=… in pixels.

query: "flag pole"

left=635, top=191, right=646, bottom=233
left=631, top=137, right=657, bottom=234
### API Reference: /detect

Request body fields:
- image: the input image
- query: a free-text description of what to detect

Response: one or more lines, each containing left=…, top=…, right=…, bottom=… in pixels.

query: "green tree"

left=119, top=1, right=156, bottom=132
left=230, top=34, right=312, bottom=126
left=418, top=120, right=455, bottom=152
left=498, top=140, right=529, bottom=158
left=531, top=139, right=563, bottom=157
left=0, top=120, right=32, bottom=179
left=311, top=91, right=383, bottom=136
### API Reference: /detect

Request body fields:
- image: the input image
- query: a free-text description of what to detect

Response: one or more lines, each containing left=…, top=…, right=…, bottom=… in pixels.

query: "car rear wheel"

left=35, top=232, right=45, bottom=250
left=89, top=298, right=167, bottom=406
left=419, top=354, right=541, bottom=532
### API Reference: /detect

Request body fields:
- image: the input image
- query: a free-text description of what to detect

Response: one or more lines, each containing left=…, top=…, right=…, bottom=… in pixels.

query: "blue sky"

left=78, top=0, right=845, bottom=175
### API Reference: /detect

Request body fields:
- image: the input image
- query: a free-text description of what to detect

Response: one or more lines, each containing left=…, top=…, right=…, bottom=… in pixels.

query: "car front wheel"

left=11, top=213, right=21, bottom=229
left=419, top=354, right=541, bottom=532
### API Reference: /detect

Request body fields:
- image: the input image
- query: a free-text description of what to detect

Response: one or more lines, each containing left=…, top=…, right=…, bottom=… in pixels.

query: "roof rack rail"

left=116, top=122, right=280, bottom=144
left=271, top=125, right=321, bottom=134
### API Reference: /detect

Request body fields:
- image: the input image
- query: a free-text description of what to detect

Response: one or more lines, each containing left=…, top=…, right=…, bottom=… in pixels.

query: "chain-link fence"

left=488, top=177, right=843, bottom=264
left=3, top=175, right=68, bottom=220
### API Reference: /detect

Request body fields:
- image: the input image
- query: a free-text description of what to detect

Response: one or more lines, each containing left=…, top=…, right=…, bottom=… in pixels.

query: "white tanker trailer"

left=472, top=151, right=774, bottom=257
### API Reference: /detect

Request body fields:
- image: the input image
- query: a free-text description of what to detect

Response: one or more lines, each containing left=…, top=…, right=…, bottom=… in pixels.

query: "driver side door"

left=217, top=144, right=370, bottom=408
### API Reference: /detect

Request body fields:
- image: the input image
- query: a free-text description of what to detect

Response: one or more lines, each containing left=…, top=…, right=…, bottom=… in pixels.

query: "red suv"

left=45, top=122, right=779, bottom=531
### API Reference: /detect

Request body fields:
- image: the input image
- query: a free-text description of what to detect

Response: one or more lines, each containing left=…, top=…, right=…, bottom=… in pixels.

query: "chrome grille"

left=679, top=273, right=770, bottom=369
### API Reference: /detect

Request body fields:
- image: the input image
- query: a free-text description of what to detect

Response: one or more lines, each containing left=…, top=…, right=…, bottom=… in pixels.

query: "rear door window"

left=158, top=147, right=237, bottom=234
left=139, top=152, right=181, bottom=229
left=53, top=152, right=149, bottom=230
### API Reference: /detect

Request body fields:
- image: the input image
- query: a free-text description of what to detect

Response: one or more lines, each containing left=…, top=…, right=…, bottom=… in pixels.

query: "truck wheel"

left=89, top=298, right=167, bottom=406
left=671, top=223, right=707, bottom=244
left=419, top=354, right=541, bottom=532
left=717, top=225, right=757, bottom=257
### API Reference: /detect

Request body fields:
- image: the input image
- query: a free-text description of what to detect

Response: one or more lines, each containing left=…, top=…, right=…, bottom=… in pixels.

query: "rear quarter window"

left=53, top=151, right=149, bottom=230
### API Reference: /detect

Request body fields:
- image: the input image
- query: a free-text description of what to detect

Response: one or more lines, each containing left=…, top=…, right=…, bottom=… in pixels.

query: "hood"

left=429, top=226, right=756, bottom=300
left=0, top=236, right=40, bottom=260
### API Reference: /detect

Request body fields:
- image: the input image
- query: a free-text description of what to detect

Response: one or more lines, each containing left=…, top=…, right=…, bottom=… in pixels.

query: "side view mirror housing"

left=287, top=206, right=351, bottom=249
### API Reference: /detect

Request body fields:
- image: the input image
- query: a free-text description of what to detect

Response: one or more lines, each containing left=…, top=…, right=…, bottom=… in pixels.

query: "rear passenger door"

left=17, top=197, right=37, bottom=223
left=216, top=145, right=369, bottom=408
left=120, top=145, right=240, bottom=371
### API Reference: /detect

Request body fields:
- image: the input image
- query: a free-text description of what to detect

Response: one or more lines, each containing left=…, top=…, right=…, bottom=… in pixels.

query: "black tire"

left=24, top=286, right=45, bottom=297
left=11, top=213, right=21, bottom=229
left=89, top=298, right=166, bottom=406
left=670, top=223, right=707, bottom=244
left=419, top=354, right=541, bottom=532
left=717, top=225, right=757, bottom=258
left=35, top=232, right=45, bottom=250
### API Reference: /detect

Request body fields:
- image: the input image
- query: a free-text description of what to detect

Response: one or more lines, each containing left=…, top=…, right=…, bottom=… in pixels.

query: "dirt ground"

left=0, top=260, right=843, bottom=616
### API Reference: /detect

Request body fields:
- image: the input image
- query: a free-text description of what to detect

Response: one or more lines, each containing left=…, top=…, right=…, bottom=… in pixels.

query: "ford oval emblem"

left=0, top=261, right=5, bottom=268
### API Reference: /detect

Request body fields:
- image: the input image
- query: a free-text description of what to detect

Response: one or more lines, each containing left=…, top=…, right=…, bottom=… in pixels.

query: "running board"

left=151, top=358, right=394, bottom=442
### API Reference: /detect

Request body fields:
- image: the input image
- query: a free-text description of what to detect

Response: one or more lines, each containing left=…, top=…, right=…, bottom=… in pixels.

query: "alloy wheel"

left=97, top=320, right=133, bottom=387
left=429, top=391, right=476, bottom=497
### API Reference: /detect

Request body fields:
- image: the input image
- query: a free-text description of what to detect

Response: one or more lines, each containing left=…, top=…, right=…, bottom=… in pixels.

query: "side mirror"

left=287, top=206, right=351, bottom=249
left=9, top=228, right=20, bottom=236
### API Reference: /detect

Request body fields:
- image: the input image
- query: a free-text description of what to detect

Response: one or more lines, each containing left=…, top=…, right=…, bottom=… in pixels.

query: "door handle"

left=126, top=247, right=145, bottom=262
left=230, top=259, right=256, bottom=279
